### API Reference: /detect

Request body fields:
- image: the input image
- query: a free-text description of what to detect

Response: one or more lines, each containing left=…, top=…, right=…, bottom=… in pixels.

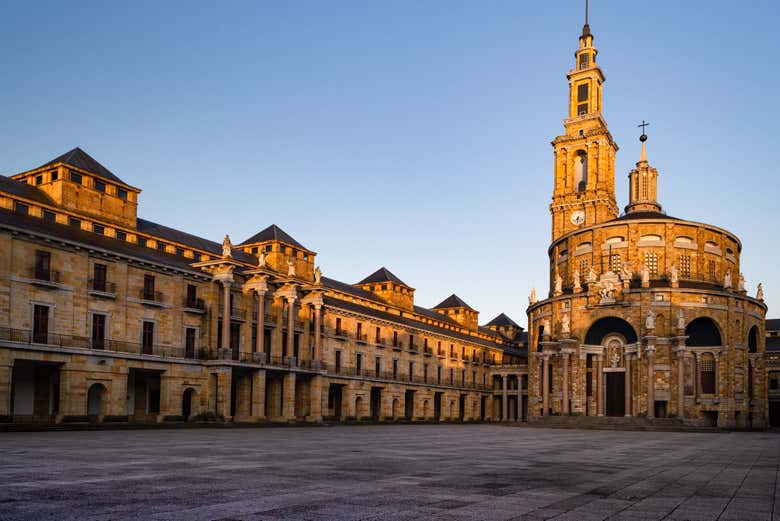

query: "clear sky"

left=1, top=1, right=778, bottom=327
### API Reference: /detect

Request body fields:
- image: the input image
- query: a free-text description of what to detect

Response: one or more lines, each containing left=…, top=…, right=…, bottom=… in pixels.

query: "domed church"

left=526, top=20, right=767, bottom=429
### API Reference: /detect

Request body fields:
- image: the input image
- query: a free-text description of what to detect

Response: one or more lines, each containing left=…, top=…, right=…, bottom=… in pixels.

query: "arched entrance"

left=87, top=383, right=106, bottom=419
left=685, top=317, right=722, bottom=346
left=182, top=388, right=197, bottom=421
left=748, top=326, right=759, bottom=353
left=585, top=317, right=637, bottom=417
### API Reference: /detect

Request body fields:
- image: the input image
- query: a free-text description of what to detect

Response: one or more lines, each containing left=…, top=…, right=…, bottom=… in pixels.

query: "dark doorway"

left=433, top=392, right=442, bottom=422
left=480, top=396, right=487, bottom=421
left=404, top=390, right=415, bottom=420
left=183, top=388, right=195, bottom=420
left=370, top=387, right=381, bottom=422
left=330, top=384, right=343, bottom=420
left=605, top=372, right=625, bottom=417
left=458, top=394, right=466, bottom=422
left=770, top=401, right=780, bottom=427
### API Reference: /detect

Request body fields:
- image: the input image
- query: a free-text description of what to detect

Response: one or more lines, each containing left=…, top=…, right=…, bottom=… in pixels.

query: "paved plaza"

left=0, top=425, right=778, bottom=521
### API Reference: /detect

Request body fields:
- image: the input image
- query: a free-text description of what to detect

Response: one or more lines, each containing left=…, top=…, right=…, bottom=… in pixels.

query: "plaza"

left=0, top=424, right=778, bottom=520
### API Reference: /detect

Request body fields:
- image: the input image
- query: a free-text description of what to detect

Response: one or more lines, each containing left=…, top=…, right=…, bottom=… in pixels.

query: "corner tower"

left=550, top=18, right=619, bottom=241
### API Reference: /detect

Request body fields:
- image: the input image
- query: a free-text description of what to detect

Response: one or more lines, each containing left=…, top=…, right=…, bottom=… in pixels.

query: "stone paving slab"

left=0, top=425, right=778, bottom=521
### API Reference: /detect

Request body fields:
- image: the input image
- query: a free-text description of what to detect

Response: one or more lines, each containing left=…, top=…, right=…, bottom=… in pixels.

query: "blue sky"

left=1, top=1, right=777, bottom=326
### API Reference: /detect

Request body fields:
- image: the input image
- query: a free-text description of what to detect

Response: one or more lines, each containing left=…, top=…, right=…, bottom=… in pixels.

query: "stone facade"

left=526, top=23, right=768, bottom=429
left=0, top=151, right=527, bottom=425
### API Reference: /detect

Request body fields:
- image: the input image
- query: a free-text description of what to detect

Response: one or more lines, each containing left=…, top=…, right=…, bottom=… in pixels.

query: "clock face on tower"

left=570, top=210, right=585, bottom=226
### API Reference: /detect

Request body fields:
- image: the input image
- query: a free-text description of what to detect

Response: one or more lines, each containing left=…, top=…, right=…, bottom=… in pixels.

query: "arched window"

left=584, top=317, right=638, bottom=345
left=685, top=317, right=722, bottom=347
left=748, top=326, right=759, bottom=353
left=574, top=151, right=587, bottom=192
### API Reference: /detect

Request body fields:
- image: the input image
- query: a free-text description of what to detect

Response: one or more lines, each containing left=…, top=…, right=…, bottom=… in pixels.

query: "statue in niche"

left=573, top=269, right=581, bottom=292
left=287, top=257, right=296, bottom=277
left=554, top=273, right=563, bottom=294
left=645, top=309, right=655, bottom=330
left=641, top=264, right=650, bottom=285
left=677, top=308, right=685, bottom=330
left=724, top=269, right=732, bottom=289
left=561, top=312, right=570, bottom=335
left=620, top=261, right=632, bottom=282
left=222, top=235, right=233, bottom=258
left=586, top=266, right=598, bottom=284
left=670, top=264, right=678, bottom=285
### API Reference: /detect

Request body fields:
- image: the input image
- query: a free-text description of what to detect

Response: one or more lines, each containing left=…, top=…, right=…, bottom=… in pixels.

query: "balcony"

left=436, top=349, right=445, bottom=359
left=374, top=337, right=386, bottom=348
left=409, top=343, right=419, bottom=354
left=183, top=297, right=206, bottom=314
left=423, top=346, right=433, bottom=357
left=88, top=279, right=116, bottom=299
left=392, top=341, right=403, bottom=351
left=355, top=333, right=368, bottom=345
left=138, top=289, right=165, bottom=307
left=30, top=268, right=62, bottom=289
left=334, top=330, right=349, bottom=342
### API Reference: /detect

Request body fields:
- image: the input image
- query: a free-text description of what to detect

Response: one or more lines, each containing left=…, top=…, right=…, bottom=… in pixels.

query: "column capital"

left=274, top=283, right=298, bottom=302
left=243, top=274, right=269, bottom=295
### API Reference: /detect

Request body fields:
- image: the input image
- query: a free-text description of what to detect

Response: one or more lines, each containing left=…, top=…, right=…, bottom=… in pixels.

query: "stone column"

left=308, top=375, right=323, bottom=422
left=562, top=353, right=570, bottom=415
left=158, top=374, right=177, bottom=422
left=517, top=381, right=523, bottom=422
left=541, top=355, right=550, bottom=416
left=624, top=355, right=631, bottom=416
left=646, top=346, right=656, bottom=418
left=255, top=290, right=266, bottom=355
left=676, top=347, right=685, bottom=418
left=714, top=354, right=720, bottom=401
left=695, top=352, right=701, bottom=402
left=286, top=297, right=297, bottom=361
left=251, top=370, right=266, bottom=420
left=282, top=372, right=296, bottom=421
left=220, top=279, right=231, bottom=352
left=502, top=374, right=508, bottom=421
left=215, top=368, right=231, bottom=420
left=312, top=304, right=322, bottom=365
left=0, top=363, right=12, bottom=418
left=596, top=355, right=604, bottom=417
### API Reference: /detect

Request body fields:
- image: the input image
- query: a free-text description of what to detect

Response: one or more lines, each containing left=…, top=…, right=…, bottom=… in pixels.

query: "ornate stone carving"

left=738, top=272, right=745, bottom=291
left=619, top=261, right=632, bottom=282
left=645, top=309, right=655, bottom=330
left=677, top=308, right=685, bottom=331
left=573, top=269, right=581, bottom=292
left=529, top=287, right=537, bottom=305
left=724, top=269, right=732, bottom=289
left=554, top=273, right=563, bottom=295
left=561, top=312, right=570, bottom=335
left=670, top=263, right=678, bottom=286
left=257, top=251, right=266, bottom=267
left=597, top=272, right=619, bottom=305
left=757, top=282, right=764, bottom=301
left=641, top=263, right=649, bottom=285
left=586, top=266, right=598, bottom=284
left=314, top=266, right=322, bottom=284
left=287, top=257, right=296, bottom=277
left=222, top=235, right=233, bottom=258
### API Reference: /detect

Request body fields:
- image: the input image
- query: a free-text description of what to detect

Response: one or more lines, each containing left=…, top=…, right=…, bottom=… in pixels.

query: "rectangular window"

left=577, top=103, right=588, bottom=115
left=43, top=210, right=56, bottom=223
left=335, top=317, right=342, bottom=335
left=375, top=356, right=381, bottom=377
left=679, top=255, right=691, bottom=279
left=265, top=244, right=272, bottom=253
left=34, top=250, right=51, bottom=281
left=609, top=254, right=621, bottom=273
left=14, top=202, right=28, bottom=215
left=393, top=359, right=398, bottom=380
left=185, top=327, right=197, bottom=358
left=117, top=188, right=128, bottom=201
left=437, top=366, right=442, bottom=384
left=644, top=252, right=659, bottom=277
left=94, top=180, right=106, bottom=193
left=143, top=274, right=155, bottom=301
left=708, top=260, right=716, bottom=281
left=701, top=359, right=716, bottom=394
left=51, top=170, right=58, bottom=181
left=68, top=217, right=81, bottom=229
left=335, top=351, right=342, bottom=373
left=423, top=363, right=428, bottom=384
left=375, top=326, right=381, bottom=343
left=393, top=330, right=399, bottom=346
left=230, top=323, right=240, bottom=352
left=579, top=258, right=590, bottom=278
left=138, top=237, right=147, bottom=248
left=579, top=53, right=589, bottom=70
left=409, top=334, right=415, bottom=351
left=450, top=344, right=454, bottom=358
left=186, top=284, right=198, bottom=308
left=34, top=175, right=43, bottom=185
left=32, top=304, right=49, bottom=344
left=92, top=263, right=107, bottom=292
left=356, top=353, right=363, bottom=375
left=92, top=223, right=105, bottom=235
left=356, top=322, right=363, bottom=339
left=70, top=171, right=83, bottom=184
left=175, top=247, right=184, bottom=256
left=91, top=314, right=106, bottom=350
left=157, top=242, right=167, bottom=252
left=142, top=321, right=155, bottom=354
left=449, top=368, right=454, bottom=385
left=408, top=362, right=414, bottom=382
left=577, top=83, right=589, bottom=102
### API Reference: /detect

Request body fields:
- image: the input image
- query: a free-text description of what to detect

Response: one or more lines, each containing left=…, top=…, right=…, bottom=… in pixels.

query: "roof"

left=434, top=294, right=475, bottom=311
left=486, top=313, right=521, bottom=328
left=239, top=224, right=306, bottom=250
left=615, top=211, right=680, bottom=221
left=33, top=147, right=131, bottom=187
left=321, top=276, right=387, bottom=304
left=766, top=319, right=780, bottom=331
left=0, top=175, right=55, bottom=206
left=767, top=336, right=780, bottom=352
left=357, top=267, right=408, bottom=287
left=137, top=218, right=256, bottom=265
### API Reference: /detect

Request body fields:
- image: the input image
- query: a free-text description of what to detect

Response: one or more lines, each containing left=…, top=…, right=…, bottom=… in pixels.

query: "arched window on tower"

left=574, top=151, right=588, bottom=192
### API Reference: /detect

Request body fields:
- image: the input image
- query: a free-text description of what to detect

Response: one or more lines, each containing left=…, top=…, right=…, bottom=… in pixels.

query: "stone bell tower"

left=549, top=14, right=619, bottom=242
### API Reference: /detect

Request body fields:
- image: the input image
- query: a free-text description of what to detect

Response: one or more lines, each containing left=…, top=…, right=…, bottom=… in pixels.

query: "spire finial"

left=638, top=120, right=649, bottom=162
left=585, top=0, right=589, bottom=26
left=581, top=0, right=592, bottom=37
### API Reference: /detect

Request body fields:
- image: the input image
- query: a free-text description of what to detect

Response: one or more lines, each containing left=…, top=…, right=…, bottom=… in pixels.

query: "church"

left=526, top=21, right=767, bottom=428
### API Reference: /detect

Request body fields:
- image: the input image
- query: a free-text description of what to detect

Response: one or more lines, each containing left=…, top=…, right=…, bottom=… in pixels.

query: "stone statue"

left=724, top=269, right=732, bottom=289
left=677, top=308, right=685, bottom=330
left=554, top=273, right=563, bottom=294
left=257, top=251, right=266, bottom=268
left=561, top=312, right=570, bottom=335
left=757, top=282, right=764, bottom=301
left=314, top=266, right=322, bottom=284
left=222, top=235, right=233, bottom=258
left=586, top=266, right=598, bottom=284
left=645, top=309, right=655, bottom=330
left=529, top=288, right=537, bottom=305
left=573, top=269, right=581, bottom=292
left=287, top=257, right=296, bottom=277
left=670, top=263, right=678, bottom=285
left=541, top=318, right=551, bottom=335
left=620, top=261, right=632, bottom=282
left=738, top=272, right=745, bottom=291
left=641, top=264, right=650, bottom=285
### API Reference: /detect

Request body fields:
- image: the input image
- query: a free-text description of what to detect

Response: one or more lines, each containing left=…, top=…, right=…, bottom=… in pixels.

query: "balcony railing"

left=31, top=268, right=61, bottom=285
left=183, top=297, right=206, bottom=312
left=321, top=361, right=490, bottom=390
left=355, top=333, right=368, bottom=344
left=88, top=279, right=116, bottom=295
left=139, top=289, right=164, bottom=305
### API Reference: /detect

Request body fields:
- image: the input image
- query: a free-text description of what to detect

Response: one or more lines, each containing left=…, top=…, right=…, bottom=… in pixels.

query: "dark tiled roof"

left=515, top=331, right=529, bottom=344
left=486, top=313, right=520, bottom=328
left=137, top=218, right=256, bottom=265
left=321, top=276, right=387, bottom=304
left=766, top=319, right=780, bottom=331
left=357, top=267, right=408, bottom=286
left=434, top=294, right=475, bottom=311
left=36, top=147, right=130, bottom=187
left=239, top=224, right=306, bottom=250
left=0, top=207, right=205, bottom=273
left=767, top=336, right=780, bottom=352
left=0, top=175, right=55, bottom=206
left=323, top=295, right=522, bottom=354
left=615, top=211, right=680, bottom=221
